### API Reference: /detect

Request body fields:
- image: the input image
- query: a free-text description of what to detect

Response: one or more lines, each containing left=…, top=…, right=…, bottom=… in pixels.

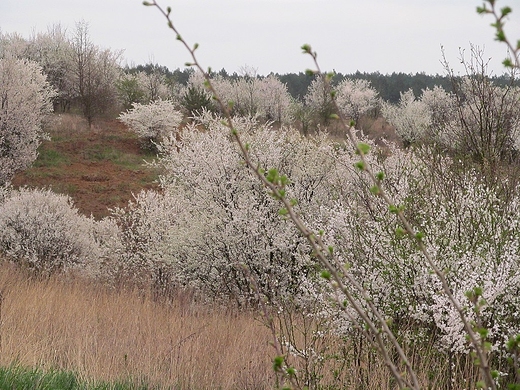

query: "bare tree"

left=69, top=21, right=121, bottom=127
left=443, top=45, right=520, bottom=165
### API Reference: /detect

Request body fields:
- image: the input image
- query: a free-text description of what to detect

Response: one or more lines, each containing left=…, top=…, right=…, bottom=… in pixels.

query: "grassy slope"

left=11, top=114, right=160, bottom=220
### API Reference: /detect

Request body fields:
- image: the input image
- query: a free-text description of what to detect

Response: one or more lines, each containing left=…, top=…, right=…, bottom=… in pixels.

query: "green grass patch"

left=0, top=365, right=160, bottom=390
left=83, top=145, right=123, bottom=162
left=33, top=148, right=70, bottom=167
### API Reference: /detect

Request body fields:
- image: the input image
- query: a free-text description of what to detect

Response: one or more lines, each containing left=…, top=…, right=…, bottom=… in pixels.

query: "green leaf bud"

left=273, top=356, right=284, bottom=372
left=321, top=270, right=331, bottom=280
left=501, top=6, right=512, bottom=17
left=279, top=208, right=288, bottom=216
left=354, top=161, right=365, bottom=171
left=301, top=44, right=312, bottom=53
left=266, top=168, right=279, bottom=183
left=369, top=185, right=380, bottom=195
left=395, top=227, right=406, bottom=238
left=356, top=142, right=370, bottom=155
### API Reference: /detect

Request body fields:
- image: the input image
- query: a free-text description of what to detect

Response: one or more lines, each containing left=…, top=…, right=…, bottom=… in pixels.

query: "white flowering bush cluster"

left=112, top=105, right=520, bottom=361
left=144, top=111, right=340, bottom=304
left=104, top=190, right=181, bottom=291
left=382, top=69, right=520, bottom=164
left=118, top=99, right=183, bottom=150
left=325, top=150, right=520, bottom=354
left=0, top=187, right=103, bottom=274
left=184, top=71, right=295, bottom=125
left=303, top=76, right=379, bottom=128
left=381, top=89, right=434, bottom=146
left=0, top=56, right=56, bottom=184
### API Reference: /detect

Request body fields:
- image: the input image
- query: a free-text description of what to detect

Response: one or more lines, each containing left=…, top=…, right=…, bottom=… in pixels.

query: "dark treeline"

left=126, top=64, right=518, bottom=104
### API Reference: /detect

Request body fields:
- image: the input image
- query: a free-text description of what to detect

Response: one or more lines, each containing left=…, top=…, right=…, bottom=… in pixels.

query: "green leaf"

left=354, top=161, right=365, bottom=171
left=279, top=208, right=288, bottom=216
left=376, top=171, right=385, bottom=181
left=395, top=227, right=406, bottom=238
left=301, top=44, right=312, bottom=53
left=501, top=6, right=512, bottom=17
left=321, top=270, right=331, bottom=280
left=266, top=168, right=279, bottom=183
left=369, top=185, right=380, bottom=195
left=273, top=356, right=284, bottom=372
left=478, top=327, right=489, bottom=339
left=329, top=113, right=340, bottom=120
left=356, top=142, right=370, bottom=155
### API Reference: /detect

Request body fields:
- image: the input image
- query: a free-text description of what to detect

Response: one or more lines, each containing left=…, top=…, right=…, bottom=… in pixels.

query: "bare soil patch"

left=11, top=114, right=160, bottom=219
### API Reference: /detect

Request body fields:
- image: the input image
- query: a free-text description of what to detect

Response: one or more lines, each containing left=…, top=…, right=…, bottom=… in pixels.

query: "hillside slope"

left=11, top=114, right=160, bottom=219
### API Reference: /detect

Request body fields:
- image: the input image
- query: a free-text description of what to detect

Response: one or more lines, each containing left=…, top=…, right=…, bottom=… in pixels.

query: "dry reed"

left=0, top=261, right=274, bottom=389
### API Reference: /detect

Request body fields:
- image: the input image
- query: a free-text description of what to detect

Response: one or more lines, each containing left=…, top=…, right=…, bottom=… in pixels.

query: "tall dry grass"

left=0, top=261, right=274, bottom=389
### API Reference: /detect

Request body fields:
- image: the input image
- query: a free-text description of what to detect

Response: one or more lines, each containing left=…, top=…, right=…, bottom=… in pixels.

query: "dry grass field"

left=0, top=262, right=275, bottom=389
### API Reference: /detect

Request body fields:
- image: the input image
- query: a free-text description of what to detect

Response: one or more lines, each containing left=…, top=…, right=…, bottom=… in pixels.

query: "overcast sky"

left=1, top=0, right=519, bottom=76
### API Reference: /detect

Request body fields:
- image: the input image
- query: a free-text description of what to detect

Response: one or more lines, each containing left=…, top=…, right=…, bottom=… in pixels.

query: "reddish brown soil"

left=11, top=115, right=160, bottom=220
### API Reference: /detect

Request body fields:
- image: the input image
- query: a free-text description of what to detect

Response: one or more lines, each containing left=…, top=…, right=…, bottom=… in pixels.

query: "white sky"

left=1, top=0, right=519, bottom=76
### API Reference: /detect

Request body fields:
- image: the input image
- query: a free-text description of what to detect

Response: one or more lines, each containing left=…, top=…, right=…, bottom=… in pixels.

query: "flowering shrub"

left=381, top=89, right=432, bottom=146
left=0, top=56, right=56, bottom=184
left=0, top=188, right=100, bottom=274
left=334, top=78, right=379, bottom=122
left=185, top=71, right=294, bottom=125
left=118, top=99, right=183, bottom=150
left=107, top=190, right=181, bottom=291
